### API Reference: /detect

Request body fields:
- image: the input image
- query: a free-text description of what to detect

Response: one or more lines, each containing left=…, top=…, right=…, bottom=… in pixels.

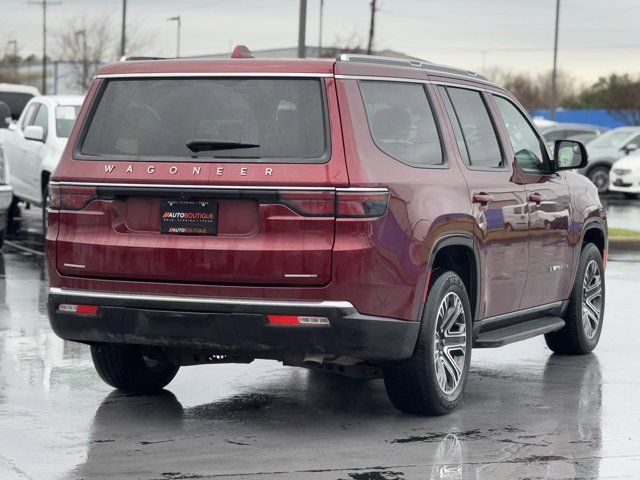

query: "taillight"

left=336, top=189, right=389, bottom=218
left=277, top=189, right=389, bottom=218
left=48, top=185, right=97, bottom=210
left=278, top=191, right=335, bottom=216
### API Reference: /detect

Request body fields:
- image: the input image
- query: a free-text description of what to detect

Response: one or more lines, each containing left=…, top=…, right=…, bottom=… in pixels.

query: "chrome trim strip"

left=63, top=263, right=86, bottom=269
left=284, top=274, right=318, bottom=278
left=50, top=181, right=334, bottom=191
left=50, top=181, right=389, bottom=193
left=96, top=72, right=333, bottom=79
left=49, top=287, right=355, bottom=310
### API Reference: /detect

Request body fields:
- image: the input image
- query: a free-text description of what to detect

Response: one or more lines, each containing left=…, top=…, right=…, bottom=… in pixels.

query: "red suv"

left=47, top=51, right=606, bottom=415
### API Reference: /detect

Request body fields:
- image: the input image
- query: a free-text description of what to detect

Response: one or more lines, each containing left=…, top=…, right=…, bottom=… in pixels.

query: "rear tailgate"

left=53, top=74, right=349, bottom=287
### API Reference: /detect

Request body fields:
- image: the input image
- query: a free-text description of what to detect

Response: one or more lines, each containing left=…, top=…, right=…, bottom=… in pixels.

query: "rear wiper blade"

left=186, top=139, right=260, bottom=153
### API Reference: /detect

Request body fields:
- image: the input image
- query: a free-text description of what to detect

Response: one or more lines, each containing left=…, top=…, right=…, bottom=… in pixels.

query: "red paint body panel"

left=47, top=57, right=606, bottom=329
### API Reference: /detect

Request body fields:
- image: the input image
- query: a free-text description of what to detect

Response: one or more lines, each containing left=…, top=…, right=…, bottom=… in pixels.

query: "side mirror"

left=624, top=142, right=639, bottom=154
left=553, top=140, right=588, bottom=171
left=24, top=125, right=45, bottom=142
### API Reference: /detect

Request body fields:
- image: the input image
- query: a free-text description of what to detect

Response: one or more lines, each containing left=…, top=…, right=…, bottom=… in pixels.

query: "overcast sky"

left=2, top=0, right=639, bottom=84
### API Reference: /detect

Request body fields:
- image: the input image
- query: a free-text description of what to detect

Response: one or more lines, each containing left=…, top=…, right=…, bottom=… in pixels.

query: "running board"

left=473, top=316, right=565, bottom=348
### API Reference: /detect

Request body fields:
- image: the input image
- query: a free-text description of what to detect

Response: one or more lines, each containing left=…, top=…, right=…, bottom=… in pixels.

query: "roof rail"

left=119, top=56, right=169, bottom=62
left=338, top=53, right=488, bottom=81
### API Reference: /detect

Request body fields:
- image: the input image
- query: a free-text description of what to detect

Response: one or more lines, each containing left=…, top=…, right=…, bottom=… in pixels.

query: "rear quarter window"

left=359, top=81, right=444, bottom=167
left=79, top=78, right=329, bottom=163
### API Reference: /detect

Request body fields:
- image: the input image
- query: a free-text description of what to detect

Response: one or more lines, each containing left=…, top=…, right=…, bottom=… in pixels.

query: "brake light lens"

left=48, top=185, right=97, bottom=210
left=278, top=191, right=335, bottom=216
left=336, top=190, right=389, bottom=218
left=278, top=189, right=389, bottom=218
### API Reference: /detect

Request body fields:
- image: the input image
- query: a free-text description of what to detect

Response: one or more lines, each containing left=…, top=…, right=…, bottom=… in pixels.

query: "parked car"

left=2, top=95, right=84, bottom=229
left=46, top=51, right=607, bottom=415
left=609, top=151, right=640, bottom=199
left=582, top=126, right=640, bottom=193
left=538, top=122, right=607, bottom=149
left=0, top=143, right=10, bottom=248
left=0, top=83, right=40, bottom=123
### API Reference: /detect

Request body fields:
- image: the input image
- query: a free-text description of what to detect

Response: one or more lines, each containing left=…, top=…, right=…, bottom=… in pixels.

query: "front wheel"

left=384, top=271, right=472, bottom=415
left=90, top=344, right=180, bottom=394
left=545, top=243, right=605, bottom=354
left=587, top=166, right=610, bottom=194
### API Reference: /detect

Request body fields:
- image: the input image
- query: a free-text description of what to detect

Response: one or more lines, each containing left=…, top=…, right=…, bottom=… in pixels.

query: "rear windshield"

left=0, top=92, right=35, bottom=120
left=80, top=78, right=329, bottom=163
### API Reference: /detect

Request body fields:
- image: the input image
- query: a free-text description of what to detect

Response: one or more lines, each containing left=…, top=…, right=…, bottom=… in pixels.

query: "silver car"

left=582, top=126, right=640, bottom=194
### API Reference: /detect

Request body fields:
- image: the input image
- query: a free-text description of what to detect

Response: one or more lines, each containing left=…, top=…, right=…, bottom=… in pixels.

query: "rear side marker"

left=58, top=304, right=99, bottom=314
left=268, top=314, right=330, bottom=326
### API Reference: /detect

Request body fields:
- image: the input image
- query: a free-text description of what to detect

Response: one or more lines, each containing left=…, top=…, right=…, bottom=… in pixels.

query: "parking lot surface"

left=1, top=206, right=639, bottom=480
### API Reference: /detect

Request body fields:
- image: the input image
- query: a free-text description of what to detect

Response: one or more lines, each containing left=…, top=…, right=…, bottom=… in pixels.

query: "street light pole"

left=28, top=0, right=62, bottom=95
left=297, top=0, right=307, bottom=58
left=550, top=0, right=561, bottom=121
left=120, top=0, right=127, bottom=57
left=318, top=0, right=324, bottom=58
left=167, top=15, right=181, bottom=58
left=75, top=30, right=87, bottom=89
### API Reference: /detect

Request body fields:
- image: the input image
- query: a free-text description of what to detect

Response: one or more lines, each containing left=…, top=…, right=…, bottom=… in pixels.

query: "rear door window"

left=443, top=87, right=503, bottom=168
left=359, top=81, right=444, bottom=167
left=80, top=78, right=329, bottom=163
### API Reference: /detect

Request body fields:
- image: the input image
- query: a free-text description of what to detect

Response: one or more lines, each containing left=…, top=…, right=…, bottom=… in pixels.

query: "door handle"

left=473, top=193, right=494, bottom=205
left=529, top=193, right=545, bottom=203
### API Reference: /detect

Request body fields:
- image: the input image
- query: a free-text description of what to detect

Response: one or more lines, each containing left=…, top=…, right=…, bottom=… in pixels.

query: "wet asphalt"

left=1, top=199, right=639, bottom=480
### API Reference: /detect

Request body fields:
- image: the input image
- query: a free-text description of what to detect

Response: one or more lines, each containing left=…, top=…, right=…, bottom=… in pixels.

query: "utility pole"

left=75, top=30, right=87, bottom=90
left=120, top=0, right=127, bottom=57
left=318, top=0, right=324, bottom=58
left=167, top=15, right=181, bottom=57
left=28, top=0, right=62, bottom=94
left=550, top=0, right=560, bottom=121
left=297, top=0, right=307, bottom=58
left=367, top=0, right=376, bottom=55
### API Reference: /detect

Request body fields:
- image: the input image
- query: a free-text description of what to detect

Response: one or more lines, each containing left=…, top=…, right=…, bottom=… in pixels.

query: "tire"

left=90, top=344, right=180, bottom=394
left=384, top=271, right=472, bottom=415
left=545, top=243, right=605, bottom=355
left=505, top=223, right=513, bottom=232
left=0, top=228, right=4, bottom=249
left=587, top=166, right=609, bottom=194
left=623, top=192, right=638, bottom=200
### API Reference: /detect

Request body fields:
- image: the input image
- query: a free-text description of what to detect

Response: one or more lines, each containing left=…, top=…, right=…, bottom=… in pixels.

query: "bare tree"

left=56, top=16, right=116, bottom=90
left=56, top=15, right=154, bottom=91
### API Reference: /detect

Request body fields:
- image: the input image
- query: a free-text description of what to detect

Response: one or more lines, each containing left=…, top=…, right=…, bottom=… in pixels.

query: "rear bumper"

left=47, top=288, right=420, bottom=362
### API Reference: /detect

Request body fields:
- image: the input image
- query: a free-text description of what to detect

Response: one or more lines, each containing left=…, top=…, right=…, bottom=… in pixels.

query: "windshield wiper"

left=186, top=139, right=260, bottom=153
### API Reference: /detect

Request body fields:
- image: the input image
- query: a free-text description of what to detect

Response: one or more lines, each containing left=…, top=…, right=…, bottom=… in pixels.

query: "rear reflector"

left=267, top=314, right=330, bottom=325
left=58, top=304, right=99, bottom=314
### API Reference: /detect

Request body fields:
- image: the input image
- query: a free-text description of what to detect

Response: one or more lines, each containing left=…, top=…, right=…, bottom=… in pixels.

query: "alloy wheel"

left=582, top=259, right=603, bottom=339
left=433, top=292, right=467, bottom=395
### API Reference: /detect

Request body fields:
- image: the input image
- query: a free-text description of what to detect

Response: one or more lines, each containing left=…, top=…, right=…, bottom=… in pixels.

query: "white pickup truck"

left=3, top=95, right=84, bottom=230
left=0, top=83, right=41, bottom=247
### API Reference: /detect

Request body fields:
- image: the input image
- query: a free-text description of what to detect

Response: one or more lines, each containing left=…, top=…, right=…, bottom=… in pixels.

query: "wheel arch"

left=581, top=219, right=607, bottom=258
left=423, top=234, right=480, bottom=322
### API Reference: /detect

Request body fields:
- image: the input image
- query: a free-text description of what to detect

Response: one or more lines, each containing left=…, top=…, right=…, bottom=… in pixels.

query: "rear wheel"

left=384, top=271, right=472, bottom=415
left=0, top=228, right=4, bottom=249
left=42, top=182, right=50, bottom=233
left=587, top=166, right=610, bottom=194
left=623, top=192, right=638, bottom=200
left=545, top=243, right=604, bottom=354
left=90, top=344, right=180, bottom=394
